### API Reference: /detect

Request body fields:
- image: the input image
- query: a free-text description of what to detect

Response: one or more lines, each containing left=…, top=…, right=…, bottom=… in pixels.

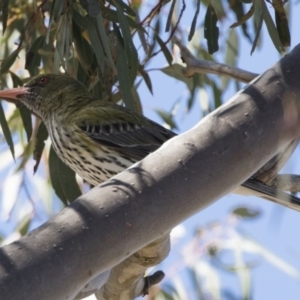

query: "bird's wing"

left=75, top=104, right=177, bottom=161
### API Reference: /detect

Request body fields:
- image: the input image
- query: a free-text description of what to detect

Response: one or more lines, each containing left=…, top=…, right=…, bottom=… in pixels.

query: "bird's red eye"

left=38, top=77, right=50, bottom=85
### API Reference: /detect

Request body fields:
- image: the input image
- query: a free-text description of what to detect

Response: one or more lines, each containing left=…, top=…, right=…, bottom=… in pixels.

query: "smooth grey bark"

left=1, top=45, right=300, bottom=300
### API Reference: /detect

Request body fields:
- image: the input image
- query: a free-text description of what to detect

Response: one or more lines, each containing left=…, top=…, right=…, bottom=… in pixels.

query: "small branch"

left=95, top=234, right=170, bottom=299
left=173, top=37, right=259, bottom=83
left=73, top=234, right=169, bottom=299
left=269, top=174, right=300, bottom=194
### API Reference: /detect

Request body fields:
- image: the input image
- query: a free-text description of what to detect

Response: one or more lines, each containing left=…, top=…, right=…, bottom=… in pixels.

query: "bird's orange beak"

left=0, top=86, right=29, bottom=102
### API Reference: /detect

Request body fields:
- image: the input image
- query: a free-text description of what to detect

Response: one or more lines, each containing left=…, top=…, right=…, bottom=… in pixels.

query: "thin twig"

left=174, top=37, right=259, bottom=83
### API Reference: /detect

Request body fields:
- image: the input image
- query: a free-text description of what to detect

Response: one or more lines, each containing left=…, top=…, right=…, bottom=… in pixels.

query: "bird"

left=0, top=73, right=299, bottom=209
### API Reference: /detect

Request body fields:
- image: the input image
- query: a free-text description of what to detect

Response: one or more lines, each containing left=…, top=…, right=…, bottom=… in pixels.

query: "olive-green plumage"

left=19, top=74, right=176, bottom=185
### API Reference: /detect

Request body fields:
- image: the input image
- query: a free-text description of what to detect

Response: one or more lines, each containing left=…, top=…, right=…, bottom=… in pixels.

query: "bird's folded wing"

left=75, top=106, right=176, bottom=160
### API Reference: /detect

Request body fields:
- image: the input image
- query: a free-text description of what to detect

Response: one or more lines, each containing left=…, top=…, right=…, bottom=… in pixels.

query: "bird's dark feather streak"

left=79, top=119, right=176, bottom=160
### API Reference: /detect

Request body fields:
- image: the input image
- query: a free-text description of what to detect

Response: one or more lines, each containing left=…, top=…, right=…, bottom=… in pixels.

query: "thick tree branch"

left=1, top=45, right=300, bottom=300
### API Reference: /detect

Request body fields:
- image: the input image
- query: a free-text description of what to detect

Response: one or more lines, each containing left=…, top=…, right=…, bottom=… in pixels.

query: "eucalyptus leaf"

left=101, top=6, right=143, bottom=30
left=25, top=35, right=46, bottom=76
left=204, top=5, right=219, bottom=54
left=275, top=5, right=290, bottom=47
left=114, top=24, right=135, bottom=110
left=221, top=29, right=238, bottom=91
left=10, top=72, right=32, bottom=141
left=86, top=0, right=101, bottom=17
left=73, top=10, right=105, bottom=73
left=259, top=0, right=285, bottom=54
left=161, top=64, right=193, bottom=91
left=0, top=101, right=14, bottom=159
left=49, top=146, right=82, bottom=205
left=94, top=13, right=117, bottom=72
left=114, top=1, right=138, bottom=84
left=17, top=214, right=32, bottom=236
left=230, top=5, right=254, bottom=29
left=1, top=0, right=9, bottom=34
left=155, top=34, right=173, bottom=66
left=155, top=109, right=178, bottom=130
left=228, top=0, right=252, bottom=43
left=0, top=48, right=21, bottom=75
left=139, top=67, right=153, bottom=95
left=165, top=0, right=177, bottom=32
left=251, top=8, right=263, bottom=54
left=131, top=86, right=143, bottom=114
left=50, top=0, right=65, bottom=22
left=107, top=0, right=136, bottom=17
left=232, top=207, right=260, bottom=219
left=188, top=0, right=200, bottom=41
left=33, top=122, right=48, bottom=174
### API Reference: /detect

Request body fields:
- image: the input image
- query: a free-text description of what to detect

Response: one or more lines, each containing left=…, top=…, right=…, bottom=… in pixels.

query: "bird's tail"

left=240, top=178, right=300, bottom=212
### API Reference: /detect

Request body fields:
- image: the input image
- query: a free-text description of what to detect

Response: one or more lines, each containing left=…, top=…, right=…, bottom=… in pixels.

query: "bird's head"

left=0, top=74, right=95, bottom=120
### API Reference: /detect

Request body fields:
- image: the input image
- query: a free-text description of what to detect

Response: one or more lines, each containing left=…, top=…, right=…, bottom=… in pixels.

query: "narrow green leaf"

left=49, top=146, right=82, bottom=205
left=165, top=0, right=177, bottom=32
left=239, top=0, right=253, bottom=3
left=73, top=10, right=105, bottom=73
left=50, top=0, right=65, bottom=21
left=18, top=106, right=32, bottom=142
left=275, top=6, right=290, bottom=47
left=228, top=0, right=252, bottom=43
left=0, top=101, right=14, bottom=159
left=76, top=61, right=90, bottom=85
left=148, top=19, right=160, bottom=57
left=155, top=34, right=173, bottom=66
left=230, top=5, right=254, bottom=29
left=92, top=77, right=103, bottom=99
left=259, top=0, right=285, bottom=54
left=53, top=34, right=64, bottom=73
left=1, top=0, right=9, bottom=34
left=134, top=8, right=148, bottom=53
left=155, top=109, right=178, bottom=130
left=86, top=0, right=101, bottom=17
left=187, top=75, right=200, bottom=112
left=17, top=214, right=32, bottom=236
left=139, top=67, right=153, bottom=95
left=72, top=22, right=94, bottom=68
left=9, top=71, right=23, bottom=87
left=212, top=80, right=222, bottom=108
left=232, top=207, right=260, bottom=219
left=114, top=1, right=138, bottom=84
left=0, top=48, right=21, bottom=75
left=160, top=64, right=193, bottom=91
left=107, top=0, right=136, bottom=17
left=33, top=122, right=48, bottom=173
left=204, top=5, right=219, bottom=54
left=79, top=0, right=89, bottom=11
left=251, top=9, right=263, bottom=54
left=94, top=13, right=117, bottom=72
left=188, top=0, right=201, bottom=41
left=210, top=0, right=226, bottom=19
left=114, top=25, right=135, bottom=110
left=131, top=86, right=143, bottom=114
left=221, top=29, right=238, bottom=91
left=101, top=6, right=143, bottom=30
left=25, top=35, right=46, bottom=76
left=10, top=72, right=32, bottom=141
